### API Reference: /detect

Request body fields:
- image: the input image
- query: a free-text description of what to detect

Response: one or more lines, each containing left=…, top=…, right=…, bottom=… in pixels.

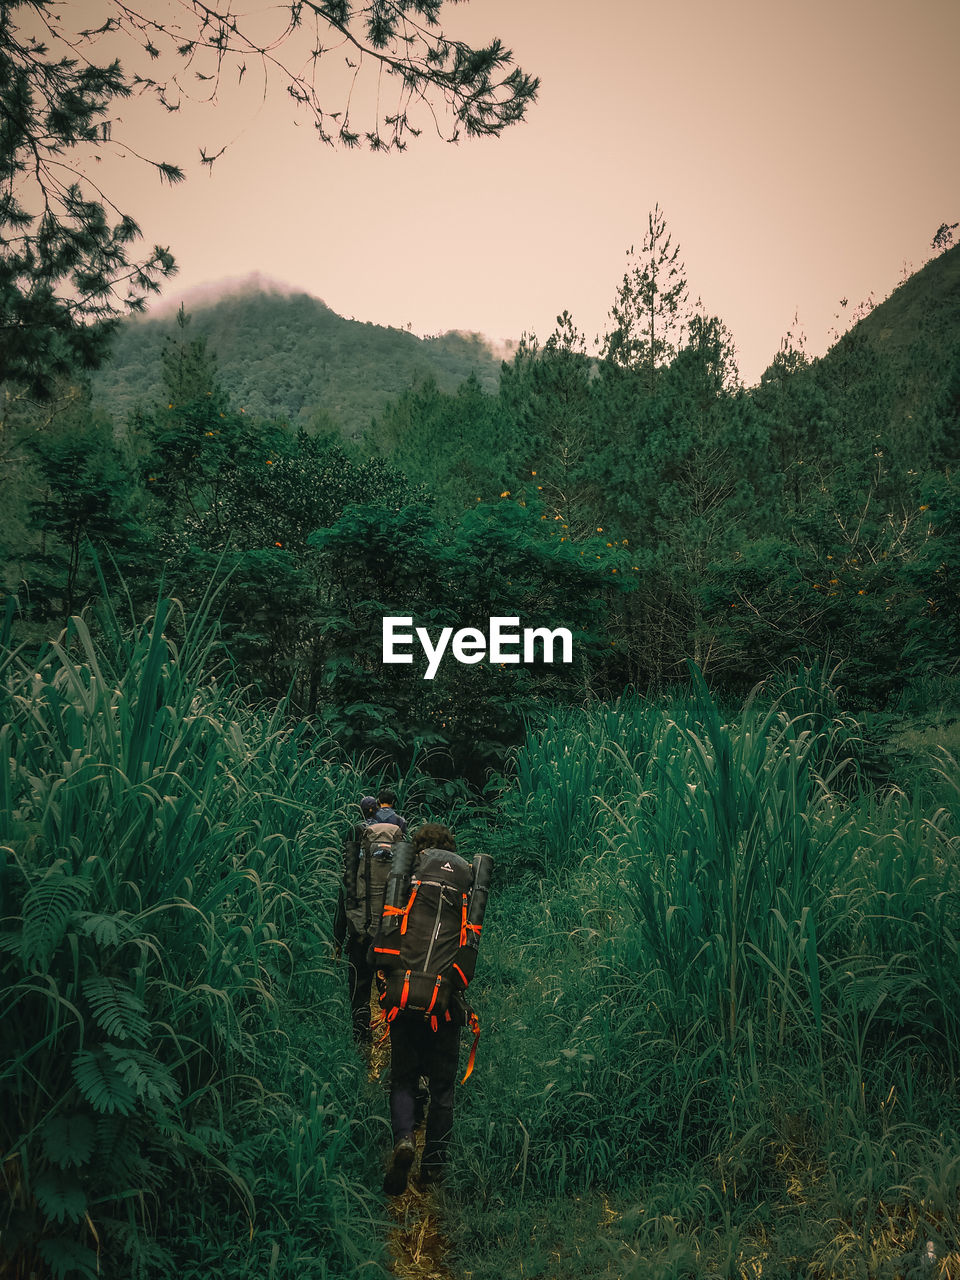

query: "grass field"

left=3, top=609, right=959, bottom=1278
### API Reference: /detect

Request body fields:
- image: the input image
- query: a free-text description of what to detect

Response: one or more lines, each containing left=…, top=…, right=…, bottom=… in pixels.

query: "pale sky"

left=55, top=0, right=960, bottom=384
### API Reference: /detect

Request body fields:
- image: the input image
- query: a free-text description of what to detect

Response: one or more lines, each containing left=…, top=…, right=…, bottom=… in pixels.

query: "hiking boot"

left=382, top=1135, right=416, bottom=1196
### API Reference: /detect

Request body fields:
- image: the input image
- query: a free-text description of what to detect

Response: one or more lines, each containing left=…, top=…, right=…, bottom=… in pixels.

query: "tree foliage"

left=92, top=0, right=540, bottom=150
left=0, top=2, right=177, bottom=396
left=0, top=0, right=537, bottom=396
left=5, top=227, right=960, bottom=777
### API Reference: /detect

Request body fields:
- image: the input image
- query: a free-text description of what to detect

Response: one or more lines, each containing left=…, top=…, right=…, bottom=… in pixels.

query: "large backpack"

left=343, top=823, right=404, bottom=939
left=373, top=847, right=493, bottom=1027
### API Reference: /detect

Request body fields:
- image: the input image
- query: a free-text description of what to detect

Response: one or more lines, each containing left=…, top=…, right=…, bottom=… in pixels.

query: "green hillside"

left=91, top=246, right=960, bottom=452
left=809, top=242, right=960, bottom=459
left=91, top=287, right=507, bottom=437
left=853, top=239, right=960, bottom=364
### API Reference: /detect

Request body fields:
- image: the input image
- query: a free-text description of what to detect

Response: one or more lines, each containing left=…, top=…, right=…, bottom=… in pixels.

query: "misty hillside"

left=91, top=285, right=510, bottom=437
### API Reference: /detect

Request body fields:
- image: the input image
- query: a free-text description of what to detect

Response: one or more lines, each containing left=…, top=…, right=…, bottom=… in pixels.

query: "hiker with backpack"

left=375, top=787, right=408, bottom=836
left=373, top=822, right=492, bottom=1194
left=333, top=796, right=406, bottom=1049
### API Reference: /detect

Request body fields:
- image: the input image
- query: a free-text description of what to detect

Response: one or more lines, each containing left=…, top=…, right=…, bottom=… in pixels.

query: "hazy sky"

left=67, top=0, right=960, bottom=384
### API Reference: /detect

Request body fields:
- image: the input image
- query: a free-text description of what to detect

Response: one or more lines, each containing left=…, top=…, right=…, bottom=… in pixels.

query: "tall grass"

left=1, top=598, right=388, bottom=1278
left=11, top=607, right=955, bottom=1280
left=500, top=691, right=666, bottom=868
left=446, top=668, right=960, bottom=1276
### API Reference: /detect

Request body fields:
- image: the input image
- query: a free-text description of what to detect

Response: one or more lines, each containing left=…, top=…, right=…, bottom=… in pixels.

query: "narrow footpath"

left=368, top=999, right=457, bottom=1280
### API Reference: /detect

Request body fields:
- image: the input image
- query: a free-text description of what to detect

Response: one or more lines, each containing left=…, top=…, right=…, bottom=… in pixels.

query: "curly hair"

left=411, top=822, right=456, bottom=852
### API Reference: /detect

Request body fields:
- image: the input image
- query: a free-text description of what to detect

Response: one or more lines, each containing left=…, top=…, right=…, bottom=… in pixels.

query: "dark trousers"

left=389, top=1013, right=461, bottom=1171
left=345, top=933, right=376, bottom=1045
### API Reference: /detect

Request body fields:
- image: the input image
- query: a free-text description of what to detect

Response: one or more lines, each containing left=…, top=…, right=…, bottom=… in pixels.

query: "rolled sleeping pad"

left=451, top=852, right=494, bottom=988
left=377, top=841, right=415, bottom=936
left=465, top=852, right=493, bottom=947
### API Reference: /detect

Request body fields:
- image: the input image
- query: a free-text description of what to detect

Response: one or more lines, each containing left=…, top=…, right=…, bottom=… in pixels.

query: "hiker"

left=374, top=822, right=492, bottom=1195
left=375, top=787, right=408, bottom=836
left=333, top=796, right=405, bottom=1048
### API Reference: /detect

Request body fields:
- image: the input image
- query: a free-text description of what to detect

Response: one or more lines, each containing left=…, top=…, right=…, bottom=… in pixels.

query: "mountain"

left=91, top=282, right=514, bottom=437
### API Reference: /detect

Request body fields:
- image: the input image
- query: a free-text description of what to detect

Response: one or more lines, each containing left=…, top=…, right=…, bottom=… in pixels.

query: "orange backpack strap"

left=399, top=882, right=419, bottom=934
left=398, top=970, right=412, bottom=1010
left=460, top=1007, right=481, bottom=1084
left=425, top=973, right=443, bottom=1013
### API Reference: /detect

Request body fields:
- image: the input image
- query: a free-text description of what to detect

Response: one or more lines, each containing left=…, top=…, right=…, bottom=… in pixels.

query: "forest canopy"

left=4, top=229, right=959, bottom=778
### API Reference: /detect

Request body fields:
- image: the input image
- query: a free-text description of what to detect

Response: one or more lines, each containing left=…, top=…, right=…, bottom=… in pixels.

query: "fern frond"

left=42, top=1112, right=96, bottom=1168
left=22, top=868, right=90, bottom=969
left=38, top=1235, right=98, bottom=1279
left=82, top=975, right=150, bottom=1045
left=103, top=1043, right=180, bottom=1106
left=33, top=1169, right=88, bottom=1223
left=78, top=912, right=121, bottom=947
left=95, top=1114, right=152, bottom=1182
left=72, top=1048, right=137, bottom=1115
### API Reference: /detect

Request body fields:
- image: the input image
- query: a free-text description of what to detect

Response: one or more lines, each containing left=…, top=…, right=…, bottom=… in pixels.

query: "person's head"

left=360, top=795, right=378, bottom=818
left=412, top=822, right=456, bottom=853
left=379, top=788, right=397, bottom=808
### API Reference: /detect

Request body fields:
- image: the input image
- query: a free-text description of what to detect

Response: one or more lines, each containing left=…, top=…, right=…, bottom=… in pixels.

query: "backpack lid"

left=362, top=822, right=401, bottom=859
left=365, top=822, right=401, bottom=840
left=414, top=848, right=472, bottom=889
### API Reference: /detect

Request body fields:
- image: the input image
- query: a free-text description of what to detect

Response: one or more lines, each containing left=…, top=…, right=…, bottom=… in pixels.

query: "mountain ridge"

left=92, top=283, right=512, bottom=437
left=92, top=245, right=960, bottom=441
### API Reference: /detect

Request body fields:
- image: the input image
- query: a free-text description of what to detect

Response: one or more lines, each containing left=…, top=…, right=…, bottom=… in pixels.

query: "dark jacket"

left=375, top=805, right=407, bottom=835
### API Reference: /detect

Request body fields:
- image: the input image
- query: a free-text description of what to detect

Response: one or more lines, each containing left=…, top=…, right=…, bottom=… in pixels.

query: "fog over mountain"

left=147, top=272, right=330, bottom=317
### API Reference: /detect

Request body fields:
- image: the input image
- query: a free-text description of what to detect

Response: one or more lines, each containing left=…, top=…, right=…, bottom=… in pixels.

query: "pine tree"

left=507, top=312, right=601, bottom=538
left=24, top=387, right=148, bottom=621
left=600, top=205, right=691, bottom=390
left=161, top=307, right=226, bottom=409
left=0, top=2, right=177, bottom=397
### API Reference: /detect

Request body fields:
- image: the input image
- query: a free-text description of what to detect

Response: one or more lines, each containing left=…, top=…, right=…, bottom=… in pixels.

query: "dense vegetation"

left=4, top=617, right=959, bottom=1277
left=4, top=241, right=960, bottom=779
left=3, top=230, right=960, bottom=1276
left=0, top=599, right=389, bottom=1277
left=91, top=290, right=506, bottom=439
left=451, top=680, right=960, bottom=1277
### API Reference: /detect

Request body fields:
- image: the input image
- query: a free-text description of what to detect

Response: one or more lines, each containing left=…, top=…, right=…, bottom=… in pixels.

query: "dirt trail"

left=385, top=1170, right=456, bottom=1280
